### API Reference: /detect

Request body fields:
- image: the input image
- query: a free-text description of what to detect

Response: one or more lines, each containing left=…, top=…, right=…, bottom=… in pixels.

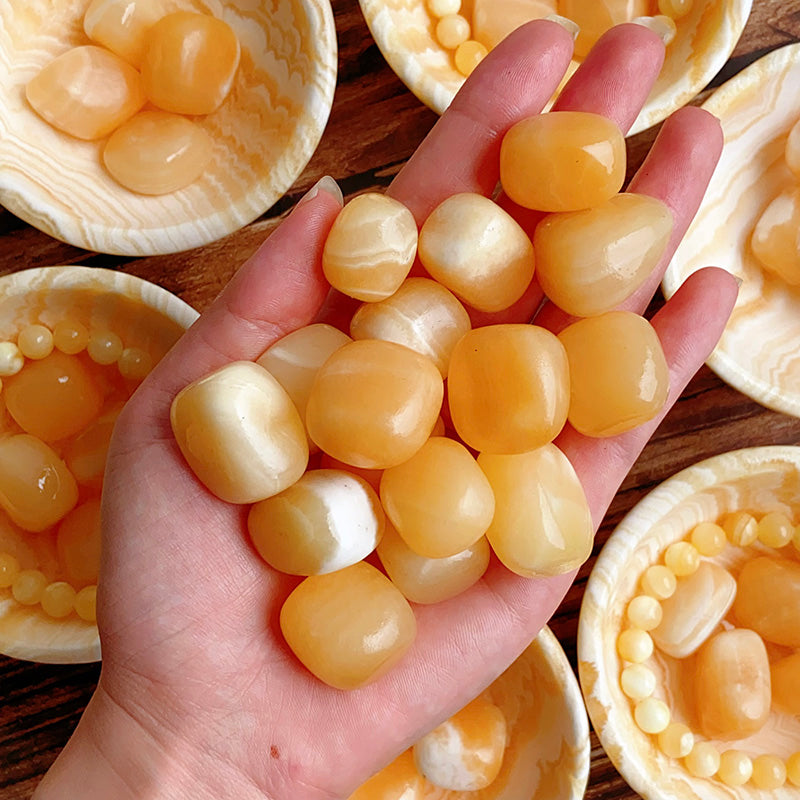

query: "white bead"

left=0, top=342, right=24, bottom=376
left=634, top=697, right=670, bottom=734
left=620, top=664, right=656, bottom=700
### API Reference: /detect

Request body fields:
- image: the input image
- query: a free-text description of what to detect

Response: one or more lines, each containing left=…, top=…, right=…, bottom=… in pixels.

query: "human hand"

left=35, top=19, right=738, bottom=800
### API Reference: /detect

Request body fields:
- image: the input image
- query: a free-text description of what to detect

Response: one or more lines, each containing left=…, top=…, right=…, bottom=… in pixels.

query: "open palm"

left=36, top=19, right=738, bottom=800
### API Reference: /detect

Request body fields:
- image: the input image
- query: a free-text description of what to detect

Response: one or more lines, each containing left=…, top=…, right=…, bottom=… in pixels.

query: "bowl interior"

left=358, top=0, right=751, bottom=135
left=663, top=42, right=800, bottom=417
left=0, top=0, right=337, bottom=256
left=579, top=445, right=800, bottom=800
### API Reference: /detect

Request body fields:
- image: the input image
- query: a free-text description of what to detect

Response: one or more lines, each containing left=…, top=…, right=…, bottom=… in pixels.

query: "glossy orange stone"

left=472, top=0, right=556, bottom=49
left=558, top=0, right=652, bottom=58
left=305, top=340, right=443, bottom=469
left=771, top=652, right=800, bottom=715
left=64, top=404, right=122, bottom=490
left=447, top=324, right=569, bottom=454
left=56, top=499, right=102, bottom=588
left=348, top=749, right=424, bottom=800
left=280, top=561, right=417, bottom=690
left=558, top=311, right=669, bottom=437
left=750, top=187, right=800, bottom=285
left=83, top=0, right=165, bottom=66
left=500, top=112, right=626, bottom=212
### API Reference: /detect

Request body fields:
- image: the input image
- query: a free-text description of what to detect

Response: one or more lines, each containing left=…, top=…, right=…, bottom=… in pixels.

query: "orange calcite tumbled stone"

left=413, top=697, right=507, bottom=791
left=732, top=556, right=800, bottom=647
left=478, top=445, right=593, bottom=576
left=170, top=361, right=308, bottom=504
left=141, top=11, right=240, bottom=115
left=26, top=45, right=146, bottom=140
left=348, top=749, right=424, bottom=800
left=379, top=437, right=495, bottom=558
left=694, top=629, right=772, bottom=740
left=377, top=523, right=490, bottom=604
left=4, top=350, right=104, bottom=443
left=247, top=469, right=385, bottom=576
left=103, top=111, right=214, bottom=195
left=558, top=0, right=652, bottom=58
left=472, top=0, right=556, bottom=49
left=84, top=0, right=165, bottom=66
left=0, top=434, right=78, bottom=533
left=534, top=193, right=673, bottom=317
left=558, top=311, right=669, bottom=437
left=750, top=187, right=800, bottom=285
left=305, top=340, right=443, bottom=469
left=280, top=561, right=417, bottom=690
left=322, top=194, right=418, bottom=302
left=771, top=652, right=800, bottom=715
left=447, top=324, right=569, bottom=454
left=349, top=278, right=471, bottom=378
left=500, top=112, right=626, bottom=212
left=417, top=193, right=535, bottom=312
left=64, top=404, right=122, bottom=490
left=57, top=499, right=102, bottom=588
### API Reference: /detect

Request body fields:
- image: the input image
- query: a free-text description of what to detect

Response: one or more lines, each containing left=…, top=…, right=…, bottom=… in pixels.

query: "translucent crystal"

left=472, top=0, right=556, bottom=49
left=750, top=188, right=800, bottom=285
left=56, top=499, right=102, bottom=588
left=84, top=0, right=165, bottom=66
left=770, top=652, right=800, bottom=715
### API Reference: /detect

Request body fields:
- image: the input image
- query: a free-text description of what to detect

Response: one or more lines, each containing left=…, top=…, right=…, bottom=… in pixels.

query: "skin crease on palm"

left=33, top=19, right=739, bottom=800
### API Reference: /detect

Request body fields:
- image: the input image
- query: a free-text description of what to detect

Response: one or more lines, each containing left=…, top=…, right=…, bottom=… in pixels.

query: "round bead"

left=53, top=320, right=90, bottom=354
left=617, top=628, right=654, bottom=663
left=657, top=722, right=694, bottom=759
left=751, top=755, right=786, bottom=789
left=664, top=541, right=700, bottom=576
left=436, top=14, right=470, bottom=49
left=787, top=752, right=800, bottom=786
left=17, top=324, right=54, bottom=360
left=12, top=569, right=48, bottom=605
left=454, top=40, right=487, bottom=77
left=634, top=697, right=670, bottom=734
left=757, top=511, right=794, bottom=548
left=40, top=581, right=77, bottom=618
left=641, top=564, right=677, bottom=599
left=118, top=347, right=153, bottom=381
left=428, top=0, right=460, bottom=16
left=87, top=330, right=124, bottom=365
left=0, top=552, right=21, bottom=589
left=717, top=750, right=753, bottom=787
left=0, top=342, right=24, bottom=377
left=722, top=510, right=757, bottom=546
left=74, top=585, right=98, bottom=622
left=626, top=595, right=662, bottom=631
left=685, top=742, right=720, bottom=778
left=689, top=522, right=726, bottom=556
left=620, top=664, right=656, bottom=701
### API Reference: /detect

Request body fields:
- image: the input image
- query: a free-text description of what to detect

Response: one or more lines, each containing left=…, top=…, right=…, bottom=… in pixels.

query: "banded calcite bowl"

left=663, top=43, right=800, bottom=417
left=0, top=0, right=337, bottom=256
left=411, top=625, right=590, bottom=799
left=357, top=0, right=750, bottom=135
left=0, top=266, right=197, bottom=663
left=578, top=446, right=800, bottom=800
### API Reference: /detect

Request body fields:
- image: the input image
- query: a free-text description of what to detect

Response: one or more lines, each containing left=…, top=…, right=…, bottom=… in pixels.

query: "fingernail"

left=298, top=175, right=343, bottom=208
left=544, top=14, right=580, bottom=41
left=631, top=15, right=677, bottom=45
left=734, top=274, right=744, bottom=288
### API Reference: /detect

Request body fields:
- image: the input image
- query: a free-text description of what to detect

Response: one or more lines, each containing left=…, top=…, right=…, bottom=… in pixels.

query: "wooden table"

left=1, top=1, right=799, bottom=797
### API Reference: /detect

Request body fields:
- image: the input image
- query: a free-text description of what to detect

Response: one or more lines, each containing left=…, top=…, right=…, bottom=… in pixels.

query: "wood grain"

left=1, top=1, right=800, bottom=798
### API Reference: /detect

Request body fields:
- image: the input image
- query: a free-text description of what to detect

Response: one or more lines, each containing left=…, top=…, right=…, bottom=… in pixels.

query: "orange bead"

left=4, top=350, right=104, bottom=443
left=348, top=749, right=424, bottom=800
left=141, top=11, right=240, bottom=115
left=280, top=561, right=417, bottom=690
left=377, top=523, right=490, bottom=604
left=306, top=340, right=443, bottom=470
left=103, top=111, right=214, bottom=195
left=500, top=112, right=626, bottom=212
left=170, top=361, right=308, bottom=504
left=74, top=585, right=98, bottom=623
left=534, top=193, right=673, bottom=317
left=732, top=556, right=800, bottom=647
left=750, top=188, right=800, bottom=285
left=26, top=45, right=146, bottom=140
left=478, top=445, right=593, bottom=576
left=84, top=0, right=165, bottom=66
left=418, top=193, right=535, bottom=313
left=349, top=278, right=470, bottom=378
left=380, top=437, right=495, bottom=558
left=558, top=311, right=669, bottom=437
left=41, top=581, right=77, bottom=619
left=454, top=40, right=488, bottom=77
left=413, top=697, right=507, bottom=790
left=447, top=324, right=569, bottom=454
left=694, top=629, right=771, bottom=740
left=247, top=469, right=384, bottom=576
left=57, top=499, right=102, bottom=588
left=322, top=194, right=418, bottom=302
left=0, top=434, right=78, bottom=533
